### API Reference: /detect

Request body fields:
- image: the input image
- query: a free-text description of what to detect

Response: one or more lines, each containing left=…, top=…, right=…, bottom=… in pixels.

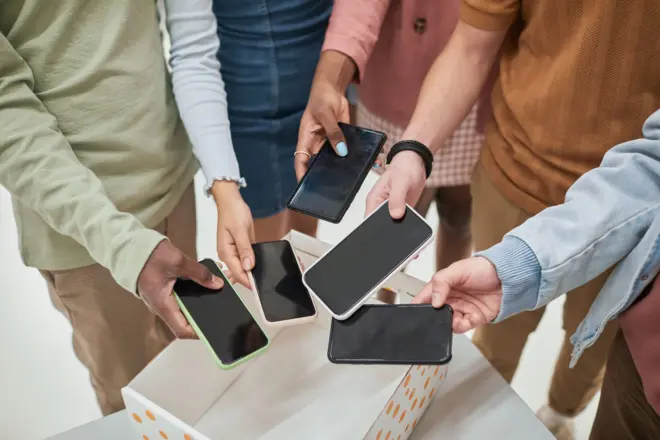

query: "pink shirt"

left=322, top=0, right=493, bottom=131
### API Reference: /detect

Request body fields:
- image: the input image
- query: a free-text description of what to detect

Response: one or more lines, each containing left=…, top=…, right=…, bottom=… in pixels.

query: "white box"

left=122, top=231, right=448, bottom=440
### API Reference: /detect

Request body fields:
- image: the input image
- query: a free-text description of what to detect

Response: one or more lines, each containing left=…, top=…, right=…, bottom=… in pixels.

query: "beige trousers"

left=40, top=184, right=196, bottom=415
left=470, top=164, right=618, bottom=416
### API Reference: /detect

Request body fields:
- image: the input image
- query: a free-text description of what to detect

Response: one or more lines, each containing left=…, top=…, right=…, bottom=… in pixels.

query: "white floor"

left=0, top=172, right=599, bottom=439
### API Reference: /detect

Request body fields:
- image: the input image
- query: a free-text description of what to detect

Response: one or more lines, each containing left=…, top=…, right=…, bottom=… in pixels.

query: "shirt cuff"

left=114, top=229, right=168, bottom=296
left=460, top=1, right=519, bottom=32
left=322, top=34, right=368, bottom=83
left=476, top=236, right=541, bottom=322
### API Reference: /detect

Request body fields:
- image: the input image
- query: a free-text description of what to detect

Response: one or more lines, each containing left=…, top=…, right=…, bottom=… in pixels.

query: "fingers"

left=365, top=173, right=390, bottom=217
left=387, top=174, right=408, bottom=219
left=231, top=226, right=255, bottom=289
left=158, top=293, right=197, bottom=339
left=412, top=281, right=433, bottom=304
left=316, top=108, right=348, bottom=158
left=177, top=254, right=224, bottom=290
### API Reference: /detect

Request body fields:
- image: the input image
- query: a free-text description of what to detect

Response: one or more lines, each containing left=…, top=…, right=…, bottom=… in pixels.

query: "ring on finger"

left=293, top=151, right=311, bottom=158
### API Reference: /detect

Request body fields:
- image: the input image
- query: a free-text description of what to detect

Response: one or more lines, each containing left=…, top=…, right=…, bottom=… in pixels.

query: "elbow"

left=452, top=21, right=504, bottom=71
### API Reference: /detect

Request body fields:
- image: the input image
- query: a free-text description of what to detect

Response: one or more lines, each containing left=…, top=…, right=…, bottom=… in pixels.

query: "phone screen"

left=251, top=240, right=316, bottom=323
left=287, top=123, right=386, bottom=223
left=174, top=259, right=269, bottom=366
left=328, top=304, right=453, bottom=364
left=303, top=203, right=433, bottom=317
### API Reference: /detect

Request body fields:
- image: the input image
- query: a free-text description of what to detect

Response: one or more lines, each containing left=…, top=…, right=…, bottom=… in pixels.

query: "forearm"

left=313, top=50, right=357, bottom=93
left=164, top=0, right=243, bottom=192
left=0, top=33, right=164, bottom=294
left=402, top=21, right=504, bottom=151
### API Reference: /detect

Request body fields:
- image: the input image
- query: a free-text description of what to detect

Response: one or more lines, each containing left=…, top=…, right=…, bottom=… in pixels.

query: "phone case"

left=247, top=239, right=318, bottom=328
left=174, top=260, right=270, bottom=370
left=286, top=123, right=387, bottom=224
left=302, top=201, right=435, bottom=321
left=327, top=304, right=454, bottom=365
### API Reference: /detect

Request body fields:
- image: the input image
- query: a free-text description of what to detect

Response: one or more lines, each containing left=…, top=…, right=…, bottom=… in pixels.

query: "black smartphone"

left=249, top=240, right=317, bottom=326
left=328, top=304, right=453, bottom=365
left=303, top=202, right=433, bottom=320
left=174, top=259, right=270, bottom=369
left=287, top=123, right=386, bottom=223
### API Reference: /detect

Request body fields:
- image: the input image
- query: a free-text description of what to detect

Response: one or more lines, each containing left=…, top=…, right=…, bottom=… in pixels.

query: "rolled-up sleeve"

left=321, top=0, right=391, bottom=82
left=460, top=0, right=520, bottom=32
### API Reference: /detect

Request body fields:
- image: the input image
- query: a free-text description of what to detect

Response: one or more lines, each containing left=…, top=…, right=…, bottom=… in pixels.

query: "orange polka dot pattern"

left=129, top=407, right=198, bottom=440
left=365, top=364, right=449, bottom=440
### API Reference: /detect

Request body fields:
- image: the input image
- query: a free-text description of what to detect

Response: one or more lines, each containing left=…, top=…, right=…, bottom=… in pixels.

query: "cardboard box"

left=122, top=231, right=448, bottom=440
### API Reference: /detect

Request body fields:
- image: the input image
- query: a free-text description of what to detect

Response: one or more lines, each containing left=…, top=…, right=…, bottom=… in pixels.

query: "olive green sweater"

left=0, top=1, right=198, bottom=293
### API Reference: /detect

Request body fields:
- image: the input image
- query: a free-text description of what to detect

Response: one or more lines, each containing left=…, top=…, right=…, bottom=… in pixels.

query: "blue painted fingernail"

left=337, top=142, right=348, bottom=157
left=372, top=163, right=381, bottom=169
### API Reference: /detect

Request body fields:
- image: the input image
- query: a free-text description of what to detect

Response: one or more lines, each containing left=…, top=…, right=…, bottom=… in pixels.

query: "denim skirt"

left=213, top=0, right=332, bottom=218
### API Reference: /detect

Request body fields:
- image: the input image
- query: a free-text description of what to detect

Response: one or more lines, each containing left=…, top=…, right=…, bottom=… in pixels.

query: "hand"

left=365, top=151, right=427, bottom=218
left=295, top=79, right=350, bottom=181
left=137, top=240, right=225, bottom=339
left=412, top=257, right=503, bottom=333
left=212, top=181, right=255, bottom=289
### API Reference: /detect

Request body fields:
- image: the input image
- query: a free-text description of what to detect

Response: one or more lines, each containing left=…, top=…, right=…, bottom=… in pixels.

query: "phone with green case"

left=174, top=259, right=270, bottom=369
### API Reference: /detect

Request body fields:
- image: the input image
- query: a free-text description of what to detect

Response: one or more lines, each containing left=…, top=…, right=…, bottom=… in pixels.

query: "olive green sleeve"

left=0, top=33, right=165, bottom=294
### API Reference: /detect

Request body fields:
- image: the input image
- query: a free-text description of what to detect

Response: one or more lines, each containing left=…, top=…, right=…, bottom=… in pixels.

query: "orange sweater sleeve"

left=460, top=0, right=520, bottom=31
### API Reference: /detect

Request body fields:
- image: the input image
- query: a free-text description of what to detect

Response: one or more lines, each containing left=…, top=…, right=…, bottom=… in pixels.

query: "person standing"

left=0, top=0, right=243, bottom=415
left=413, top=109, right=660, bottom=438
left=361, top=1, right=660, bottom=438
left=296, top=0, right=493, bottom=277
left=210, top=0, right=332, bottom=245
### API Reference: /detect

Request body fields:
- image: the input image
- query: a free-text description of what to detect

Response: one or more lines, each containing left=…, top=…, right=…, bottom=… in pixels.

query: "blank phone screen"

left=287, top=123, right=386, bottom=223
left=328, top=304, right=453, bottom=364
left=174, top=259, right=268, bottom=366
left=304, top=204, right=433, bottom=317
left=251, top=240, right=316, bottom=323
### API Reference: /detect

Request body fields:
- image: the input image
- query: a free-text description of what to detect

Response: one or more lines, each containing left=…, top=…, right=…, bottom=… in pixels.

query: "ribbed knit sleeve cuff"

left=476, top=236, right=541, bottom=322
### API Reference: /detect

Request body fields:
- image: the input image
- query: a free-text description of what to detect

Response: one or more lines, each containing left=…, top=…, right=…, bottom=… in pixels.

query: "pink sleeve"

left=321, top=0, right=391, bottom=83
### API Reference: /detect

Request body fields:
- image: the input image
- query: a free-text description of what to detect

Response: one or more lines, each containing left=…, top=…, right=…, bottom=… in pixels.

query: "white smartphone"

left=303, top=201, right=434, bottom=320
left=248, top=239, right=317, bottom=327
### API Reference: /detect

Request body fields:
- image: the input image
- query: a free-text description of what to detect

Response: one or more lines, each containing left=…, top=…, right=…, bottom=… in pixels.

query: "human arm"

left=0, top=32, right=222, bottom=337
left=294, top=0, right=391, bottom=179
left=164, top=0, right=255, bottom=288
left=365, top=0, right=516, bottom=216
left=414, top=109, right=660, bottom=331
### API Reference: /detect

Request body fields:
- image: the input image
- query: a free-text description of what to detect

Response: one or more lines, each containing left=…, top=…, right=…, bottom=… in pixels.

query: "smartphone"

left=174, top=259, right=270, bottom=370
left=248, top=240, right=317, bottom=326
left=303, top=201, right=434, bottom=320
left=328, top=304, right=453, bottom=365
left=287, top=123, right=386, bottom=223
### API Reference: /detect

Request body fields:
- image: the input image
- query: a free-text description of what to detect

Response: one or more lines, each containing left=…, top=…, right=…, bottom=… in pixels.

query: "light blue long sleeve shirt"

left=479, top=109, right=660, bottom=366
left=162, top=0, right=245, bottom=191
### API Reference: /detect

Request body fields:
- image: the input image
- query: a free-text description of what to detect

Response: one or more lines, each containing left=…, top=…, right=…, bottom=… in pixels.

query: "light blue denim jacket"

left=479, top=109, right=660, bottom=367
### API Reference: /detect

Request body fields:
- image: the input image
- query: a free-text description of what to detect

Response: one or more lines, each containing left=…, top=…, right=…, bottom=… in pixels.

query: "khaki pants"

left=590, top=330, right=660, bottom=439
left=41, top=184, right=196, bottom=415
left=470, top=164, right=618, bottom=416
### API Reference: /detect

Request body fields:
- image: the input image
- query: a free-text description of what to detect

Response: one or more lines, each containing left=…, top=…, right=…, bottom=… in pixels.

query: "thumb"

left=412, top=281, right=434, bottom=304
left=317, top=109, right=348, bottom=158
left=178, top=256, right=224, bottom=290
left=387, top=174, right=408, bottom=219
left=234, top=227, right=255, bottom=272
left=365, top=174, right=390, bottom=217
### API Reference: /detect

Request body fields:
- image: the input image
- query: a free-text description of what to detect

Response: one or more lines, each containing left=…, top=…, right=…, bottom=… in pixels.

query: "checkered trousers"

left=356, top=102, right=484, bottom=188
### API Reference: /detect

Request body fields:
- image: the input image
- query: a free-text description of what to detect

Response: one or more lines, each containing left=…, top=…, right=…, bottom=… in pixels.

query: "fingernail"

left=372, top=163, right=381, bottom=169
left=213, top=276, right=224, bottom=288
left=337, top=142, right=348, bottom=157
left=242, top=257, right=252, bottom=271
